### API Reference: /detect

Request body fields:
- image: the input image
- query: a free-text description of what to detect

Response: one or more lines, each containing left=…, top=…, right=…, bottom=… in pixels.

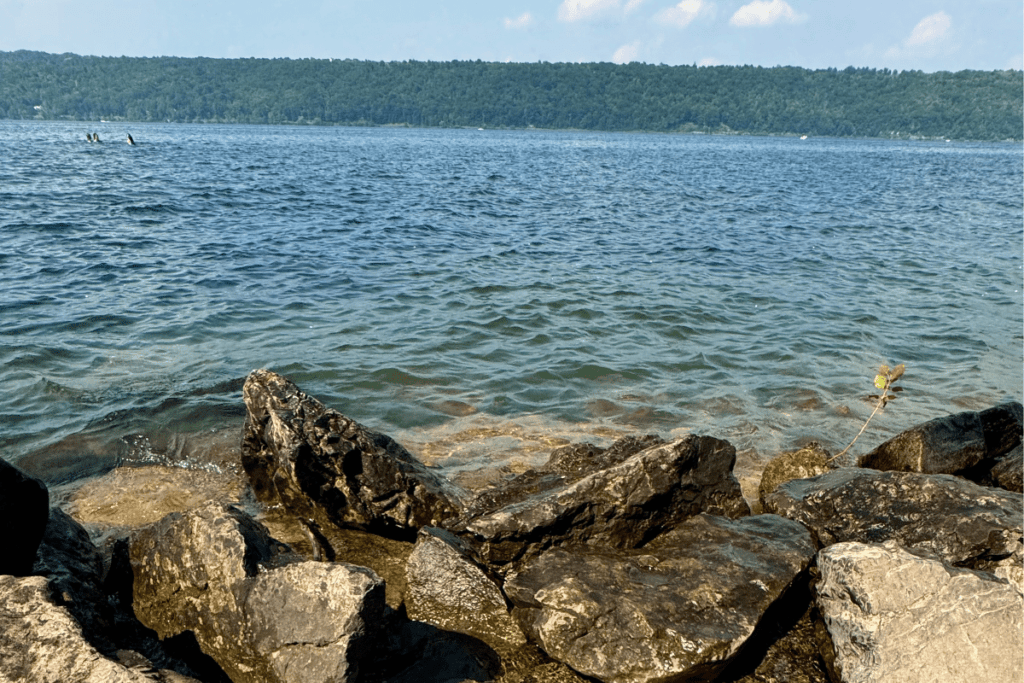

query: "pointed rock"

left=241, top=369, right=464, bottom=539
left=453, top=434, right=750, bottom=572
left=0, top=458, right=49, bottom=576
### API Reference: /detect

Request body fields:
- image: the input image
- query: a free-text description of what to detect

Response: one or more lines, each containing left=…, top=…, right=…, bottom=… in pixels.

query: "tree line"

left=2, top=50, right=1020, bottom=141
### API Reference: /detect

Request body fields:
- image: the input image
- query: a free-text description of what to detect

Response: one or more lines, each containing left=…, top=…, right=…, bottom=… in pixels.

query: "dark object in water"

left=86, top=133, right=93, bottom=142
left=93, top=133, right=101, bottom=143
left=126, top=133, right=135, bottom=145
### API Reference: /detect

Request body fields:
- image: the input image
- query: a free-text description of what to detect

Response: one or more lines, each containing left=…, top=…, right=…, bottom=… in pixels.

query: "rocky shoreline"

left=2, top=369, right=1021, bottom=683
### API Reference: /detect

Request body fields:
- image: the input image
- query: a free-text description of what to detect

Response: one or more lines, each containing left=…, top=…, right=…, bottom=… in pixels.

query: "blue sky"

left=2, top=0, right=1021, bottom=72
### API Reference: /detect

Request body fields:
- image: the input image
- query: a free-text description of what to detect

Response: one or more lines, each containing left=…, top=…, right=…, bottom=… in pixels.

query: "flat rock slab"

left=454, top=434, right=750, bottom=572
left=764, top=468, right=1023, bottom=586
left=242, top=369, right=464, bottom=538
left=504, top=514, right=816, bottom=683
left=816, top=541, right=1023, bottom=683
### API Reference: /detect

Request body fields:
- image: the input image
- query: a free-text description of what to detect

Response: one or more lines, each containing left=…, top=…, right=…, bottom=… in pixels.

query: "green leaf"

left=874, top=374, right=887, bottom=389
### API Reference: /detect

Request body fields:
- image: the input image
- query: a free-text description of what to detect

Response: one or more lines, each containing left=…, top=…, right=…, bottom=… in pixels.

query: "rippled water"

left=2, top=121, right=1021, bottom=487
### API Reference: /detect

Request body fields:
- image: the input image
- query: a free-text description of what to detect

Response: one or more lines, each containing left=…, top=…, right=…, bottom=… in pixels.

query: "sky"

left=1, top=0, right=1021, bottom=72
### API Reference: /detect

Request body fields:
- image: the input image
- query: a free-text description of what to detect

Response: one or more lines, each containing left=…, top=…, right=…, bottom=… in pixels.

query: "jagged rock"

left=0, top=574, right=154, bottom=682
left=764, top=468, right=1023, bottom=588
left=858, top=402, right=1023, bottom=489
left=816, top=540, right=1023, bottom=683
left=241, top=368, right=464, bottom=539
left=453, top=434, right=750, bottom=572
left=503, top=514, right=816, bottom=683
left=757, top=442, right=831, bottom=510
left=0, top=457, right=49, bottom=576
left=991, top=443, right=1023, bottom=493
left=130, top=502, right=386, bottom=683
left=728, top=602, right=831, bottom=683
left=405, top=526, right=527, bottom=656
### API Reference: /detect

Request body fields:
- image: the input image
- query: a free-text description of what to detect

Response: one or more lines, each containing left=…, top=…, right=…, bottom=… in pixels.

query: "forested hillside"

left=2, top=50, right=1020, bottom=140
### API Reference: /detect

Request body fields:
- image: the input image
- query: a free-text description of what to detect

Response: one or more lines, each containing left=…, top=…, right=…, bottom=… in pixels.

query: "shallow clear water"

left=2, top=121, right=1021, bottom=485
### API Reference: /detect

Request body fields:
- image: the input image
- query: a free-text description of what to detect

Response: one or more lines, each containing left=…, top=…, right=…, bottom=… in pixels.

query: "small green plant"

left=831, top=363, right=906, bottom=463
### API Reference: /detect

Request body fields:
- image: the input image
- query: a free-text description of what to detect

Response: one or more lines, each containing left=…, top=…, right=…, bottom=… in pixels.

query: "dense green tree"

left=0, top=51, right=1019, bottom=140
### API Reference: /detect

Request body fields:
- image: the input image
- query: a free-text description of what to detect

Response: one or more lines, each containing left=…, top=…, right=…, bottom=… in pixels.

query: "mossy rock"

left=758, top=443, right=831, bottom=509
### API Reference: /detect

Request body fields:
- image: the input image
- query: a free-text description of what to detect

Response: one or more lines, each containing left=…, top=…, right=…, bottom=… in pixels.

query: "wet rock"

left=857, top=402, right=1023, bottom=490
left=504, top=514, right=815, bottom=683
left=816, top=540, right=1023, bottom=683
left=764, top=468, right=1023, bottom=587
left=130, top=502, right=386, bottom=683
left=0, top=574, right=154, bottom=683
left=241, top=368, right=464, bottom=539
left=0, top=457, right=49, bottom=576
left=990, top=443, right=1023, bottom=493
left=453, top=434, right=750, bottom=572
left=405, top=526, right=527, bottom=656
left=757, top=442, right=831, bottom=510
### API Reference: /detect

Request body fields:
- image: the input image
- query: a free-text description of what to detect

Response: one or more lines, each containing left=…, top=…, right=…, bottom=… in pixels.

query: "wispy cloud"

left=885, top=11, right=953, bottom=61
left=557, top=0, right=622, bottom=22
left=655, top=0, right=714, bottom=28
left=729, top=0, right=804, bottom=27
left=904, top=11, right=952, bottom=47
left=503, top=12, right=535, bottom=29
left=612, top=41, right=642, bottom=64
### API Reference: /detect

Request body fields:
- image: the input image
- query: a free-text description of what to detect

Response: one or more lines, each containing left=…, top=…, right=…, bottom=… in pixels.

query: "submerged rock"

left=129, top=502, right=386, bottom=683
left=241, top=368, right=464, bottom=539
left=764, top=468, right=1023, bottom=588
left=816, top=541, right=1023, bottom=683
left=453, top=434, right=750, bottom=572
left=504, top=514, right=816, bottom=683
left=0, top=457, right=49, bottom=576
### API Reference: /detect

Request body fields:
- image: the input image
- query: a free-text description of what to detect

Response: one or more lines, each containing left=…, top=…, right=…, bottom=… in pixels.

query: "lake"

left=2, top=121, right=1021, bottom=489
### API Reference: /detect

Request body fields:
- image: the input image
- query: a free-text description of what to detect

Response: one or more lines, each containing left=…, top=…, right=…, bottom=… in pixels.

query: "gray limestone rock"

left=405, top=526, right=527, bottom=656
left=503, top=514, right=816, bottom=683
left=453, top=434, right=750, bottom=572
left=0, top=574, right=154, bottom=683
left=129, top=502, right=386, bottom=683
left=0, top=457, right=49, bottom=576
left=241, top=368, right=464, bottom=539
left=816, top=540, right=1023, bottom=683
left=764, top=468, right=1023, bottom=586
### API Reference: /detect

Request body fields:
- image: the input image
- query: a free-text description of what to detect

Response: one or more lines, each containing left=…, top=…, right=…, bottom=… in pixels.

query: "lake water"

left=2, top=121, right=1021, bottom=490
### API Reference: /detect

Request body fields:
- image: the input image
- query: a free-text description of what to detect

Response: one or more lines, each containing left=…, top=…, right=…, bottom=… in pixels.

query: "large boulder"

left=130, top=502, right=386, bottom=683
left=816, top=541, right=1023, bottom=683
left=241, top=369, right=464, bottom=539
left=764, top=468, right=1023, bottom=588
left=858, top=402, right=1023, bottom=490
left=453, top=434, right=750, bottom=572
left=504, top=514, right=816, bottom=683
left=0, top=457, right=49, bottom=576
left=0, top=574, right=158, bottom=683
left=405, top=526, right=527, bottom=657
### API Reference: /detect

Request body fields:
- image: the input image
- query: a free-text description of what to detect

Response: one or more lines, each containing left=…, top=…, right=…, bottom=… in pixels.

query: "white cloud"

left=655, top=0, right=714, bottom=28
left=612, top=41, right=643, bottom=63
left=905, top=11, right=951, bottom=47
left=884, top=11, right=954, bottom=62
left=624, top=0, right=646, bottom=14
left=503, top=12, right=535, bottom=29
left=557, top=0, right=621, bottom=22
left=729, top=0, right=803, bottom=27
